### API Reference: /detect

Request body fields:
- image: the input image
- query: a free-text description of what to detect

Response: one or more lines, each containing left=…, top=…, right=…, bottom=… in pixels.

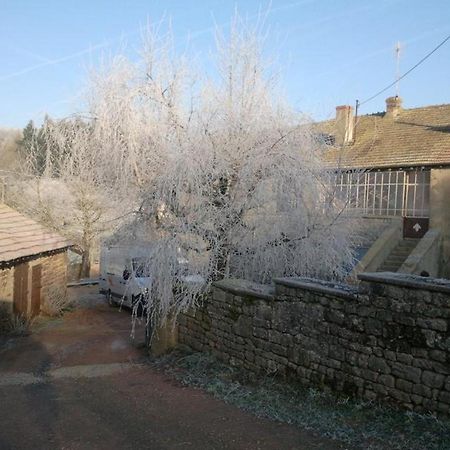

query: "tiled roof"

left=0, top=204, right=71, bottom=264
left=319, top=103, right=450, bottom=169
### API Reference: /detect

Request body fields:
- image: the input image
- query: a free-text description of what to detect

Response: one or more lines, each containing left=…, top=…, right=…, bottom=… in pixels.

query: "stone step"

left=383, top=255, right=406, bottom=265
left=378, top=265, right=400, bottom=272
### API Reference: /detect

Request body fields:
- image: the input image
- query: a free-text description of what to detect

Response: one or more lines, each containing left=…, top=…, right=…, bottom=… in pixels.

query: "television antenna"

left=395, top=41, right=402, bottom=97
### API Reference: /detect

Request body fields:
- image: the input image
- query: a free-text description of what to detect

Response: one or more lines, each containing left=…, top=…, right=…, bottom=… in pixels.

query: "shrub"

left=42, top=286, right=72, bottom=316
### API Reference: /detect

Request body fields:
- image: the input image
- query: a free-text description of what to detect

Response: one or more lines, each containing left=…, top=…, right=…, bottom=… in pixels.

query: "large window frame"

left=336, top=168, right=430, bottom=218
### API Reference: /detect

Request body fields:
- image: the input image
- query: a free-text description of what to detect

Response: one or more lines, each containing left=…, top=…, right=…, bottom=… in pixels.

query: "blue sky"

left=1, top=0, right=449, bottom=128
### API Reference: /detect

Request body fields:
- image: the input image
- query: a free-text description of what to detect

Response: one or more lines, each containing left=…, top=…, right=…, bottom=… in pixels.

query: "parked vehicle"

left=99, top=244, right=151, bottom=309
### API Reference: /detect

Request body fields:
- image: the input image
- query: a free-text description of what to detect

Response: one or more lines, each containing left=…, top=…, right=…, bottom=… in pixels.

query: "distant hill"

left=0, top=128, right=22, bottom=172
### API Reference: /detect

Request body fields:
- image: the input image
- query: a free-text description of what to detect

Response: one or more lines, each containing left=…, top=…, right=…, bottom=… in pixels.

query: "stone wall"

left=178, top=273, right=450, bottom=415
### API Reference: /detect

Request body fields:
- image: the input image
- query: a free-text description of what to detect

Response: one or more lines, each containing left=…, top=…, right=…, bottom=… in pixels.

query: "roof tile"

left=319, top=103, right=450, bottom=169
left=0, top=204, right=71, bottom=263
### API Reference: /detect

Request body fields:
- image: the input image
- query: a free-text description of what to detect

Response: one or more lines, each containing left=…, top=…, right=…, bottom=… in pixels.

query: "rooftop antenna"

left=395, top=41, right=402, bottom=97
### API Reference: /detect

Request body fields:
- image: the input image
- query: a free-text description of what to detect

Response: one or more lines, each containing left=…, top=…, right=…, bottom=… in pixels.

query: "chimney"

left=385, top=96, right=402, bottom=118
left=335, top=105, right=354, bottom=145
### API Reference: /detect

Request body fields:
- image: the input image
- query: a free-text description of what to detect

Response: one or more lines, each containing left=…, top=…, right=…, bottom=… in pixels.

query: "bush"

left=42, top=286, right=72, bottom=316
left=6, top=314, right=32, bottom=335
left=0, top=307, right=32, bottom=336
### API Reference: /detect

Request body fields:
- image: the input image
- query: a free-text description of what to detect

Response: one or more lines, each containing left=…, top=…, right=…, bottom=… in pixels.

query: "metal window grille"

left=336, top=169, right=430, bottom=218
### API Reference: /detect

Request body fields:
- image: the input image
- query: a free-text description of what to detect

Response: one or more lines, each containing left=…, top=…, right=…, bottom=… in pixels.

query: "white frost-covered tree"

left=101, top=18, right=360, bottom=331
left=11, top=17, right=359, bottom=331
left=8, top=118, right=124, bottom=278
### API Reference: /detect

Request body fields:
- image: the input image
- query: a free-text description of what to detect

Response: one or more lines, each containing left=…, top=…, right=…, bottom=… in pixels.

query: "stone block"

left=389, top=388, right=411, bottom=404
left=422, top=371, right=445, bottom=389
left=375, top=309, right=392, bottom=321
left=357, top=305, right=373, bottom=317
left=395, top=315, right=416, bottom=327
left=384, top=350, right=396, bottom=361
left=417, top=318, right=448, bottom=332
left=324, top=309, right=345, bottom=325
left=255, top=303, right=273, bottom=322
left=396, top=379, right=413, bottom=392
left=439, top=391, right=450, bottom=404
left=329, top=345, right=345, bottom=362
left=391, top=299, right=410, bottom=313
left=392, top=363, right=422, bottom=384
left=412, top=383, right=432, bottom=398
left=233, top=315, right=253, bottom=338
left=429, top=350, right=447, bottom=362
left=385, top=286, right=405, bottom=301
left=422, top=398, right=438, bottom=411
left=362, top=369, right=379, bottom=382
left=366, top=318, right=383, bottom=336
left=368, top=356, right=390, bottom=374
left=372, top=296, right=389, bottom=308
left=268, top=330, right=283, bottom=345
left=364, top=390, right=377, bottom=401
left=437, top=403, right=449, bottom=414
left=379, top=374, right=395, bottom=388
left=412, top=358, right=433, bottom=370
left=410, top=394, right=423, bottom=405
left=396, top=353, right=413, bottom=365
left=373, top=383, right=388, bottom=396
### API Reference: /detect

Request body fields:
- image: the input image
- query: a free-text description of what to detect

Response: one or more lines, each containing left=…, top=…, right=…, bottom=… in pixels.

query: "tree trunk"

left=79, top=247, right=91, bottom=278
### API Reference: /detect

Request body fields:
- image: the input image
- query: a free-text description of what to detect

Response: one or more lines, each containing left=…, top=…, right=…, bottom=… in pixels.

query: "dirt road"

left=0, top=286, right=344, bottom=450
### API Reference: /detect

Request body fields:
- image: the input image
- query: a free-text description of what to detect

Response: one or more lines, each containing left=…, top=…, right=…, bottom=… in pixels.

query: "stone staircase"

left=377, top=238, right=419, bottom=273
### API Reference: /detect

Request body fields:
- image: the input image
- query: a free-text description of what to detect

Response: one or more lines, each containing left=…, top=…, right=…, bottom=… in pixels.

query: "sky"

left=0, top=0, right=449, bottom=129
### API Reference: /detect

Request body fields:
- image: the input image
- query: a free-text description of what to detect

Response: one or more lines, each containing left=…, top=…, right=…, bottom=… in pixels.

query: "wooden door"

left=13, top=263, right=29, bottom=316
left=403, top=217, right=429, bottom=239
left=31, top=265, right=42, bottom=317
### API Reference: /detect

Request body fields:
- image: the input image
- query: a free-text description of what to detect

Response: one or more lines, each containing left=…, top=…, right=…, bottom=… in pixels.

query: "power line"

left=358, top=33, right=450, bottom=107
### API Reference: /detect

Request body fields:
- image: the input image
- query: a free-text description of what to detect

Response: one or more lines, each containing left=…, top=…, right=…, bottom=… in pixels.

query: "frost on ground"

left=152, top=350, right=450, bottom=450
left=0, top=363, right=140, bottom=386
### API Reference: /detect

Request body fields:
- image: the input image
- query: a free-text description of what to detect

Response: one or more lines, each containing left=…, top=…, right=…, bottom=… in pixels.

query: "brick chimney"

left=385, top=96, right=402, bottom=118
left=335, top=105, right=354, bottom=145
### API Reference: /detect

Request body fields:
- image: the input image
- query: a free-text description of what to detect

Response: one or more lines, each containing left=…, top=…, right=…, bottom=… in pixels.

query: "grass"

left=151, top=349, right=450, bottom=450
left=0, top=313, right=33, bottom=336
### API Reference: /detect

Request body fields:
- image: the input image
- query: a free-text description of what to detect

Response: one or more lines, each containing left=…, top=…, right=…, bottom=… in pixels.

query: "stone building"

left=0, top=204, right=71, bottom=318
left=318, top=97, right=450, bottom=277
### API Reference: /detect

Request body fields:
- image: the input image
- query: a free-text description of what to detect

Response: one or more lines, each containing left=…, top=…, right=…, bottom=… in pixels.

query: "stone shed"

left=0, top=204, right=71, bottom=318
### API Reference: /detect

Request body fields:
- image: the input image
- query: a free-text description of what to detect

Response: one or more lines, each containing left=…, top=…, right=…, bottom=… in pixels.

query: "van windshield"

left=132, top=258, right=151, bottom=278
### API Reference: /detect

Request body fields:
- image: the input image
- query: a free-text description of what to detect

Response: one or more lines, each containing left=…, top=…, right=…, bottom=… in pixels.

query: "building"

left=319, top=97, right=450, bottom=277
left=0, top=204, right=71, bottom=318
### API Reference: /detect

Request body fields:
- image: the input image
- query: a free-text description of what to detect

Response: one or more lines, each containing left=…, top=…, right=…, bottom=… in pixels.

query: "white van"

left=99, top=245, right=152, bottom=309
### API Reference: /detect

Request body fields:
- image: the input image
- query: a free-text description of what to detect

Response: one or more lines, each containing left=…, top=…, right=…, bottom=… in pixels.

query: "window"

left=132, top=258, right=151, bottom=278
left=336, top=169, right=430, bottom=217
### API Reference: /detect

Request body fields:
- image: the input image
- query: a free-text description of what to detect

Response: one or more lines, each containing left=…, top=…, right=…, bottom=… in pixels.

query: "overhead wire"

left=358, top=33, right=450, bottom=108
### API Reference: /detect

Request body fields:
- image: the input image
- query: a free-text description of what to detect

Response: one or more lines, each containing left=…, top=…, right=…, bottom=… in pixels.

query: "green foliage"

left=17, top=119, right=47, bottom=175
left=17, top=116, right=85, bottom=176
left=153, top=350, right=450, bottom=450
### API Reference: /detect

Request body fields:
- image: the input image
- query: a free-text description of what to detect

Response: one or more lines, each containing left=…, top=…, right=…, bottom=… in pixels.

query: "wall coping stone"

left=274, top=277, right=359, bottom=300
left=212, top=278, right=275, bottom=300
left=358, top=271, right=450, bottom=294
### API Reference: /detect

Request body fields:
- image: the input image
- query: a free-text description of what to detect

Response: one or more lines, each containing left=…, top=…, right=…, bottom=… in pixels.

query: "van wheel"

left=107, top=290, right=114, bottom=306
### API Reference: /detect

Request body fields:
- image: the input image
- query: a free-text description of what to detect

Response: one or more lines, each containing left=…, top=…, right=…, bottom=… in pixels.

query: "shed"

left=0, top=204, right=71, bottom=318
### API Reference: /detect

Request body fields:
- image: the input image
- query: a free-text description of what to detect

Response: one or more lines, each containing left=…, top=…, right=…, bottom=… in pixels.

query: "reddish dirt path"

left=0, top=286, right=346, bottom=450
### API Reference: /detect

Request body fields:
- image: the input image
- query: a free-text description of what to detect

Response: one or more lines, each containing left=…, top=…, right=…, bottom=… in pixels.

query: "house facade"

left=0, top=204, right=71, bottom=319
left=320, top=97, right=450, bottom=276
